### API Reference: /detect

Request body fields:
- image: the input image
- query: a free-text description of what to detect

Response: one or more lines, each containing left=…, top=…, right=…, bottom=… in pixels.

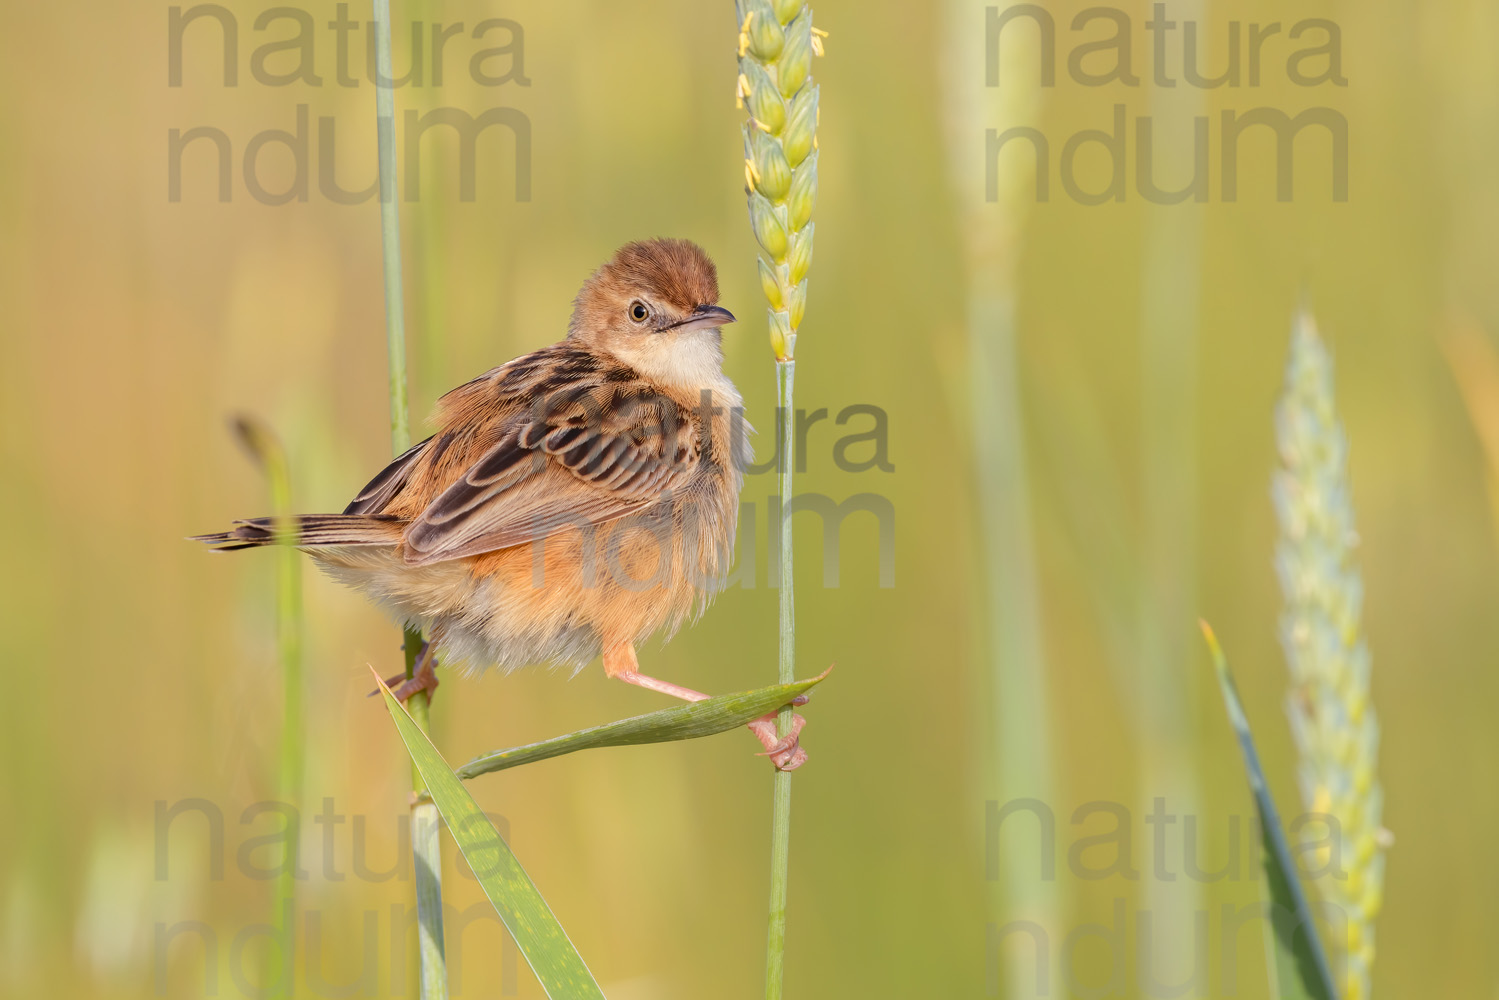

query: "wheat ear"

left=1273, top=309, right=1386, bottom=1000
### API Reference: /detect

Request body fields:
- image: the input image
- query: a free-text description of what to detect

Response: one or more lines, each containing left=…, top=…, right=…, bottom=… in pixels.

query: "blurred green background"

left=2, top=0, right=1496, bottom=996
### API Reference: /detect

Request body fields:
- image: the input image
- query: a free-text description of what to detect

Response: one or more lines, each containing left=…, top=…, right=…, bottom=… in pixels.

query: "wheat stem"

left=735, top=2, right=821, bottom=995
left=764, top=360, right=796, bottom=999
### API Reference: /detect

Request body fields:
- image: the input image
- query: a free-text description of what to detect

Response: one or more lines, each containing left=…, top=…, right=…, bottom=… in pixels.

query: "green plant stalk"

left=235, top=417, right=303, bottom=998
left=964, top=289, right=1058, bottom=961
left=735, top=4, right=821, bottom=994
left=408, top=0, right=448, bottom=401
left=1137, top=15, right=1206, bottom=968
left=371, top=0, right=445, bottom=995
left=374, top=0, right=409, bottom=455
left=403, top=630, right=444, bottom=1000
left=938, top=3, right=1060, bottom=985
left=271, top=451, right=301, bottom=999
left=765, top=360, right=795, bottom=999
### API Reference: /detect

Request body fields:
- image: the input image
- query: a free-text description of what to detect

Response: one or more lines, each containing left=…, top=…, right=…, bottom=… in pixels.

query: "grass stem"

left=374, top=0, right=408, bottom=456
left=937, top=5, right=1060, bottom=982
left=371, top=0, right=445, bottom=994
left=271, top=450, right=301, bottom=1000
left=233, top=416, right=303, bottom=999
left=1135, top=27, right=1207, bottom=969
left=764, top=360, right=795, bottom=1000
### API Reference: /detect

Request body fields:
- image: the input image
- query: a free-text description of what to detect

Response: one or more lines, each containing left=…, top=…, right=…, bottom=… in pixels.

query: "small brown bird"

left=195, top=239, right=807, bottom=769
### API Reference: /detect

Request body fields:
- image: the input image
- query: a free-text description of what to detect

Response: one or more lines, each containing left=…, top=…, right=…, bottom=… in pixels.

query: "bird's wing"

left=397, top=353, right=702, bottom=565
left=343, top=436, right=434, bottom=515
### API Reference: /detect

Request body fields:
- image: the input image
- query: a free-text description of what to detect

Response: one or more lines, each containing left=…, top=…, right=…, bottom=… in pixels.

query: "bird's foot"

left=748, top=697, right=810, bottom=771
left=371, top=644, right=440, bottom=704
left=603, top=644, right=816, bottom=769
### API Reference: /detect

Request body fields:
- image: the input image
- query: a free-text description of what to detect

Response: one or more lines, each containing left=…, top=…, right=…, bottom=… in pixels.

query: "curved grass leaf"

left=1200, top=622, right=1339, bottom=1000
left=375, top=673, right=606, bottom=1000
left=456, top=668, right=832, bottom=781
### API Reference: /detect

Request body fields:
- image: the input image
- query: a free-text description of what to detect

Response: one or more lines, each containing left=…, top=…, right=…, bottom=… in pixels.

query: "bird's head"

left=567, top=239, right=737, bottom=389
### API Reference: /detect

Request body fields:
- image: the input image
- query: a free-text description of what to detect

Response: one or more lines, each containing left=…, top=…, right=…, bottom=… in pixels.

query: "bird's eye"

left=629, top=301, right=650, bottom=323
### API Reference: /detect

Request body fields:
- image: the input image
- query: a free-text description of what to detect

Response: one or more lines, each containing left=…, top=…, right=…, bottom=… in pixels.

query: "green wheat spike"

left=1273, top=309, right=1386, bottom=1000
left=736, top=0, right=822, bottom=361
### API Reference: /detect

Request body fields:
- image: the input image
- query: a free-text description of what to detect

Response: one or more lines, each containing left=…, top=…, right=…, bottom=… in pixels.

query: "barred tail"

left=190, top=514, right=407, bottom=551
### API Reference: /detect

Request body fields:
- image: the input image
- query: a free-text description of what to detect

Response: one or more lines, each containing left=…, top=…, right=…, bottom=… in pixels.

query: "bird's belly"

left=311, top=510, right=726, bottom=673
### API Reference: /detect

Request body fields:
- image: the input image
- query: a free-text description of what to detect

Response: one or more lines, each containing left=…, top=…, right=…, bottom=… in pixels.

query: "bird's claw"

left=764, top=740, right=808, bottom=771
left=750, top=711, right=808, bottom=771
left=369, top=652, right=440, bottom=704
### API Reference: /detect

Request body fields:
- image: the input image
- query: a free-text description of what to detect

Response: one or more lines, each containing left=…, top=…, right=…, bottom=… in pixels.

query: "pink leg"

left=372, top=640, right=440, bottom=704
left=613, top=669, right=711, bottom=703
left=604, top=643, right=809, bottom=770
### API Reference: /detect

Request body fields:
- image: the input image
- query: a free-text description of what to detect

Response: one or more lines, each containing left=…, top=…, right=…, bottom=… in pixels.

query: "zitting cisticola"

left=195, top=239, right=807, bottom=769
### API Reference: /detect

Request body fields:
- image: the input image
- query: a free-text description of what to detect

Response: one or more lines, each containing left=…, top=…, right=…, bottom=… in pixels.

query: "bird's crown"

left=571, top=238, right=720, bottom=331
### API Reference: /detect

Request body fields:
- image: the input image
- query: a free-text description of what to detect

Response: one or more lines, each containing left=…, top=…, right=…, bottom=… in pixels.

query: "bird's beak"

left=671, top=305, right=737, bottom=333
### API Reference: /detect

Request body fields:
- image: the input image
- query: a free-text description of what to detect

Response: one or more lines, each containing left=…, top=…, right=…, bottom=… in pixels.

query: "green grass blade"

left=230, top=416, right=303, bottom=999
left=1201, top=622, right=1339, bottom=1000
left=375, top=673, right=606, bottom=1000
left=455, top=670, right=832, bottom=781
